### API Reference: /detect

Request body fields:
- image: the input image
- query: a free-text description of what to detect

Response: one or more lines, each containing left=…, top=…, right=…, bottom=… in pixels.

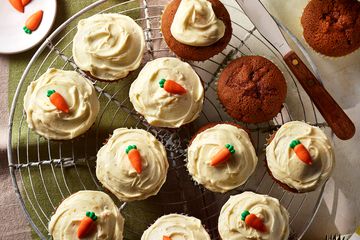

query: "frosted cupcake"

left=96, top=128, right=169, bottom=202
left=141, top=214, right=211, bottom=240
left=129, top=57, right=204, bottom=128
left=218, top=191, right=289, bottom=240
left=49, top=190, right=124, bottom=240
left=266, top=121, right=335, bottom=193
left=73, top=13, right=145, bottom=81
left=23, top=68, right=100, bottom=140
left=187, top=123, right=258, bottom=193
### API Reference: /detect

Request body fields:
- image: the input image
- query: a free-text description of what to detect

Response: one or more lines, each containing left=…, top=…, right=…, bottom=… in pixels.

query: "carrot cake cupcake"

left=73, top=13, right=145, bottom=81
left=141, top=214, right=211, bottom=240
left=49, top=190, right=124, bottom=239
left=96, top=128, right=169, bottom=202
left=187, top=123, right=258, bottom=193
left=266, top=121, right=335, bottom=193
left=217, top=56, right=287, bottom=123
left=129, top=57, right=204, bottom=128
left=301, top=0, right=360, bottom=57
left=161, top=0, right=232, bottom=61
left=218, top=191, right=289, bottom=240
left=23, top=68, right=100, bottom=140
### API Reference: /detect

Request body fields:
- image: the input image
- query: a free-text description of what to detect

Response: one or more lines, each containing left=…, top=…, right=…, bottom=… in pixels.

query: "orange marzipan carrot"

left=163, top=236, right=172, bottom=240
left=126, top=145, right=142, bottom=174
left=77, top=211, right=97, bottom=238
left=290, top=140, right=312, bottom=165
left=9, top=0, right=24, bottom=13
left=159, top=79, right=186, bottom=95
left=21, top=0, right=31, bottom=6
left=24, top=10, right=43, bottom=33
left=245, top=213, right=267, bottom=232
left=47, top=90, right=69, bottom=113
left=210, top=144, right=235, bottom=167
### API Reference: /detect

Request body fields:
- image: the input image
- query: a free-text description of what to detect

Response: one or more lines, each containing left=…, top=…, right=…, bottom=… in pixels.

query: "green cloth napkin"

left=7, top=1, right=166, bottom=239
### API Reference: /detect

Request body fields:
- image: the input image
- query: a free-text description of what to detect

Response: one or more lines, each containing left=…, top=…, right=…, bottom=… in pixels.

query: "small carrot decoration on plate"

left=126, top=145, right=142, bottom=174
left=290, top=139, right=312, bottom=165
left=47, top=90, right=69, bottom=113
left=21, top=0, right=31, bottom=6
left=241, top=210, right=267, bottom=232
left=8, top=0, right=24, bottom=13
left=163, top=236, right=172, bottom=240
left=159, top=78, right=187, bottom=95
left=77, top=211, right=97, bottom=238
left=23, top=10, right=43, bottom=34
left=210, top=144, right=235, bottom=167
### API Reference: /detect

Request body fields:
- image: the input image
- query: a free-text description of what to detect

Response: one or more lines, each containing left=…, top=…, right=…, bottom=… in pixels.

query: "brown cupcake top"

left=301, top=0, right=360, bottom=57
left=217, top=56, right=287, bottom=123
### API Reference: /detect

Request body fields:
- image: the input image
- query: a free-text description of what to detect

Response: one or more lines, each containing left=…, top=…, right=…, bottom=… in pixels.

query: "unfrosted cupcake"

left=218, top=191, right=289, bottom=240
left=141, top=214, right=211, bottom=240
left=187, top=123, right=258, bottom=193
left=161, top=0, right=232, bottom=61
left=129, top=57, right=204, bottom=128
left=23, top=68, right=100, bottom=140
left=266, top=121, right=335, bottom=193
left=73, top=13, right=145, bottom=81
left=49, top=190, right=124, bottom=240
left=301, top=0, right=360, bottom=57
left=96, top=128, right=169, bottom=202
left=217, top=56, right=287, bottom=123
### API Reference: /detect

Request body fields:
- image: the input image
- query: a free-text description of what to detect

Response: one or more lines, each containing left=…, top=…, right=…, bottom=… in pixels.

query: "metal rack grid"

left=7, top=0, right=328, bottom=239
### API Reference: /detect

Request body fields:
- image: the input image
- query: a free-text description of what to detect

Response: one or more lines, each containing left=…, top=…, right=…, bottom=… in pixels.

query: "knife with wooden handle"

left=235, top=0, right=355, bottom=140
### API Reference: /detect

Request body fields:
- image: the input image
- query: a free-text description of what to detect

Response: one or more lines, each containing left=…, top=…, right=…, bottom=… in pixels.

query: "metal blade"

left=235, top=0, right=292, bottom=56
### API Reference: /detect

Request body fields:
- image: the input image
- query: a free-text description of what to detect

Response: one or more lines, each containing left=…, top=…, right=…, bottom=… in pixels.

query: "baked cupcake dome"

left=301, top=0, right=360, bottom=57
left=217, top=56, right=287, bottom=123
left=23, top=68, right=100, bottom=140
left=129, top=57, right=204, bottom=128
left=161, top=0, right=232, bottom=61
left=73, top=13, right=145, bottom=81
left=218, top=191, right=290, bottom=240
left=96, top=128, right=169, bottom=202
left=141, top=214, right=211, bottom=240
left=49, top=190, right=124, bottom=240
left=266, top=121, right=335, bottom=193
left=187, top=123, right=258, bottom=193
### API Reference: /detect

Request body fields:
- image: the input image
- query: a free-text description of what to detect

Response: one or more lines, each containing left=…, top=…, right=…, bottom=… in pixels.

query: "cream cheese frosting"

left=218, top=191, right=289, bottom=240
left=23, top=68, right=100, bottom=140
left=96, top=128, right=169, bottom=202
left=73, top=13, right=145, bottom=81
left=170, top=0, right=225, bottom=46
left=129, top=57, right=204, bottom=128
left=187, top=124, right=258, bottom=193
left=141, top=214, right=211, bottom=240
left=266, top=121, right=335, bottom=192
left=49, top=190, right=124, bottom=240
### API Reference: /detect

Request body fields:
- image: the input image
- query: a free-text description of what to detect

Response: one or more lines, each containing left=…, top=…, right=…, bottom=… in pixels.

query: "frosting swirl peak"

left=170, top=0, right=226, bottom=46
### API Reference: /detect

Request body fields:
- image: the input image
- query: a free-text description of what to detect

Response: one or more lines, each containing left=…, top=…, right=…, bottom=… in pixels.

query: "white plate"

left=0, top=0, right=57, bottom=54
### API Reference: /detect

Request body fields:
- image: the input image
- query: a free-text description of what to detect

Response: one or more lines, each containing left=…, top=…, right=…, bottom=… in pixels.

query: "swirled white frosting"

left=187, top=124, right=258, bottom=193
left=73, top=13, right=145, bottom=81
left=96, top=128, right=169, bottom=202
left=141, top=214, right=211, bottom=240
left=266, top=121, right=335, bottom=192
left=129, top=57, right=204, bottom=128
left=218, top=191, right=289, bottom=240
left=23, top=68, right=100, bottom=140
left=170, top=0, right=225, bottom=46
left=49, top=190, right=124, bottom=240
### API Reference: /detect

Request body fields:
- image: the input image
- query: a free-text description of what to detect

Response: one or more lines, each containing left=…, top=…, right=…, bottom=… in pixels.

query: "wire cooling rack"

left=7, top=0, right=330, bottom=239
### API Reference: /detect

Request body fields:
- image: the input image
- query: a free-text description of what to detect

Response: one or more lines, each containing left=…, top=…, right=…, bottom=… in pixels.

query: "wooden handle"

left=284, top=51, right=355, bottom=140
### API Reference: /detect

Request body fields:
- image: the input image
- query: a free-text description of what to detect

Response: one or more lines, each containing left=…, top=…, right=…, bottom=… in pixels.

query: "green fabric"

left=8, top=1, right=163, bottom=239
